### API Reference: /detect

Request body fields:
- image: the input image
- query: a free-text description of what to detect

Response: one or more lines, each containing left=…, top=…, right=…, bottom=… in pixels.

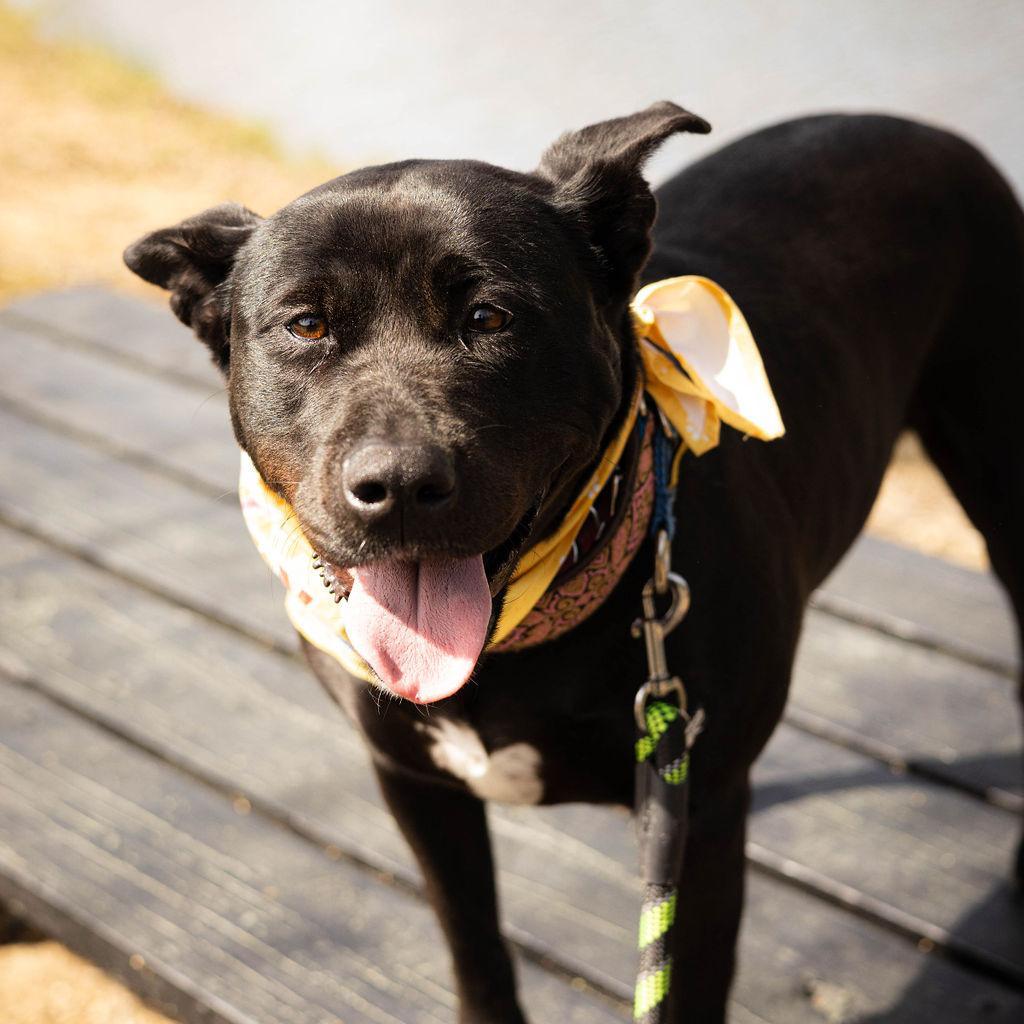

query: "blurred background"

left=10, top=0, right=1024, bottom=193
left=0, top=2, right=1021, bottom=1020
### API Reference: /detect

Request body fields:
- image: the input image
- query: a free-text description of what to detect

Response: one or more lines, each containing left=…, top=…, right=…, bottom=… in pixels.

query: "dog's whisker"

left=189, top=386, right=229, bottom=422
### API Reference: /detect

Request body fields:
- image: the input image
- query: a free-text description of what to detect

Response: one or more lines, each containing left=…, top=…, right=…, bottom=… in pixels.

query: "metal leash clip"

left=632, top=528, right=701, bottom=743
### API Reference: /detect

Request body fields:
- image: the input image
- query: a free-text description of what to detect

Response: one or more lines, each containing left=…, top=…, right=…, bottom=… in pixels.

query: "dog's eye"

left=287, top=314, right=329, bottom=341
left=466, top=304, right=512, bottom=333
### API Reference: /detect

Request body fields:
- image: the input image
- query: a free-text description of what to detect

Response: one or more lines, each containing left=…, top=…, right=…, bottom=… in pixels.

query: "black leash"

left=632, top=403, right=703, bottom=1022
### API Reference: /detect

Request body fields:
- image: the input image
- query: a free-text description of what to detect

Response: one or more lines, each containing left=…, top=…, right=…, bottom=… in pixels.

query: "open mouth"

left=313, top=499, right=541, bottom=704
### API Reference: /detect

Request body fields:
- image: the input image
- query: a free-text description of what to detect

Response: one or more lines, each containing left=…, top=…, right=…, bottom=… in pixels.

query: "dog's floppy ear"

left=538, top=101, right=710, bottom=301
left=123, top=203, right=262, bottom=371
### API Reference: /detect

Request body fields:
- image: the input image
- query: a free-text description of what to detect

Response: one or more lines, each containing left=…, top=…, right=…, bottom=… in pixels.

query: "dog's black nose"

left=342, top=441, right=456, bottom=523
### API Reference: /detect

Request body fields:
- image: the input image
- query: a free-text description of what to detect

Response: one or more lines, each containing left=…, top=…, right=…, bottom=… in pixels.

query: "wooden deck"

left=0, top=286, right=1022, bottom=1023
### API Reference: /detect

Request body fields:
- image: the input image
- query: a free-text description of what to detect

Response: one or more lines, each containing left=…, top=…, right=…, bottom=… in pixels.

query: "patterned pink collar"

left=493, top=416, right=654, bottom=651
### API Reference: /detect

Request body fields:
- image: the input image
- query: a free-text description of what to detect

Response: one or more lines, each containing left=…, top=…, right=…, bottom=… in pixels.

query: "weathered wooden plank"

left=1, top=286, right=219, bottom=389
left=0, top=319, right=234, bottom=494
left=524, top=805, right=1024, bottom=1024
left=5, top=288, right=1017, bottom=676
left=2, top=524, right=1023, bottom=1020
left=1, top=401, right=1017, bottom=808
left=794, top=608, right=1023, bottom=806
left=817, top=534, right=1017, bottom=678
left=0, top=678, right=625, bottom=1024
left=0, top=404, right=290, bottom=648
left=753, top=725, right=1024, bottom=983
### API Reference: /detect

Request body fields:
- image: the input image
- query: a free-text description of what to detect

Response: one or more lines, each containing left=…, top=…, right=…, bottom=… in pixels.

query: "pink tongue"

left=345, top=556, right=491, bottom=703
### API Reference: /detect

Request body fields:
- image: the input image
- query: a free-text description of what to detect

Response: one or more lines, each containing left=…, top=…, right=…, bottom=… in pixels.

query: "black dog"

left=125, top=103, right=1024, bottom=1023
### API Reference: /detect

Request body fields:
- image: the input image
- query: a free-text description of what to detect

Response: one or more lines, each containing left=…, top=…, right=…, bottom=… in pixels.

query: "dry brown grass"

left=0, top=4, right=334, bottom=303
left=867, top=433, right=988, bottom=570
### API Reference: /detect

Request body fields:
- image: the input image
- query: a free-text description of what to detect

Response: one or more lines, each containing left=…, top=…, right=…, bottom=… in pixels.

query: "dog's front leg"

left=373, top=763, right=527, bottom=1024
left=665, top=779, right=750, bottom=1023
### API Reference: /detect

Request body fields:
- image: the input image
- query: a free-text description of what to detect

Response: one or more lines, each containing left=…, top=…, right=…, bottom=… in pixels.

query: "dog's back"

left=649, top=114, right=1024, bottom=595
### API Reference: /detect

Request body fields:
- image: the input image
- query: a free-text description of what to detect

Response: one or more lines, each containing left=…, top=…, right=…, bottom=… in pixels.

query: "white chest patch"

left=419, top=719, right=544, bottom=805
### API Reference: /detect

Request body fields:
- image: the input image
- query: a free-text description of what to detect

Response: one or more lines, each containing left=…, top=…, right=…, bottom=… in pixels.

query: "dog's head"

left=125, top=102, right=709, bottom=702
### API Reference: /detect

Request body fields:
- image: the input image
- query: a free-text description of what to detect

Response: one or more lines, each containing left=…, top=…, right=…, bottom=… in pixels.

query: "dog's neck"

left=528, top=308, right=641, bottom=547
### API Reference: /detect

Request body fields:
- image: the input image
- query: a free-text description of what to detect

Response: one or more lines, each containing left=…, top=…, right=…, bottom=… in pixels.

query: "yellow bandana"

left=239, top=276, right=784, bottom=683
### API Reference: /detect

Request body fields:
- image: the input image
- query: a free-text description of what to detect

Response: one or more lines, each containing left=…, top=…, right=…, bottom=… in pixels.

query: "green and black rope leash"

left=632, top=402, right=704, bottom=1023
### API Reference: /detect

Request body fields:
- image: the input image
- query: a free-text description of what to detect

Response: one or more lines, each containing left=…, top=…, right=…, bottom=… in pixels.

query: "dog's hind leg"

left=372, top=763, right=528, bottom=1024
left=907, top=158, right=1024, bottom=884
left=911, top=389, right=1024, bottom=884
